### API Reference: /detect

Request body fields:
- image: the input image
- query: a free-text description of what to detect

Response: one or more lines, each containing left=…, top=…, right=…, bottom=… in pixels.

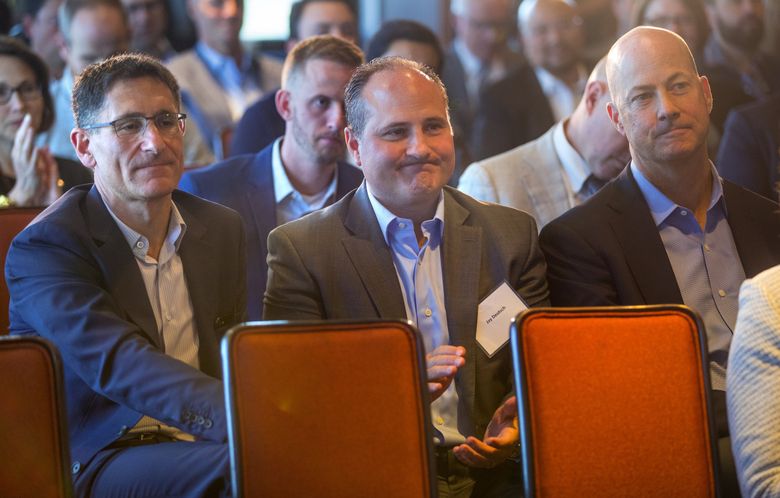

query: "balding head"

left=606, top=26, right=698, bottom=109
left=604, top=27, right=713, bottom=169
left=451, top=0, right=515, bottom=63
left=518, top=0, right=584, bottom=76
left=568, top=56, right=630, bottom=180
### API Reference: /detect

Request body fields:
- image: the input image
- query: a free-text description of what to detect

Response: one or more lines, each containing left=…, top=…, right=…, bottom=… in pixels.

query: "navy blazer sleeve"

left=6, top=205, right=229, bottom=443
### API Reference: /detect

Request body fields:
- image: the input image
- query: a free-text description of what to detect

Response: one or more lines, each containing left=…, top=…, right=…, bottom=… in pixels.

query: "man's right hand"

left=426, top=345, right=466, bottom=400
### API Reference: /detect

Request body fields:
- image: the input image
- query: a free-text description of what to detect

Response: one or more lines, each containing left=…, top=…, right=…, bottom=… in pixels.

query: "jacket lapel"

left=442, top=190, right=481, bottom=418
left=606, top=169, right=683, bottom=304
left=245, top=150, right=278, bottom=258
left=175, top=197, right=223, bottom=378
left=341, top=184, right=407, bottom=319
left=85, top=187, right=161, bottom=348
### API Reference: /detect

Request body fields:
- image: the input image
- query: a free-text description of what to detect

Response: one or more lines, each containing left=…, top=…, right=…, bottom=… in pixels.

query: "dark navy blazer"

left=179, top=142, right=363, bottom=320
left=5, top=185, right=247, bottom=475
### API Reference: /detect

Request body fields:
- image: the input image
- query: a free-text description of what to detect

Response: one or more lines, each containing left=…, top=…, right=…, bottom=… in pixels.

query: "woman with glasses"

left=0, top=36, right=92, bottom=207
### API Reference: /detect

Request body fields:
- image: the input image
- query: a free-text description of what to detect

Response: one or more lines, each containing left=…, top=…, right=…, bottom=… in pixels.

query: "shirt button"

left=718, top=289, right=726, bottom=297
left=398, top=222, right=406, bottom=229
left=136, top=240, right=144, bottom=249
left=436, top=417, right=444, bottom=425
left=424, top=308, right=432, bottom=318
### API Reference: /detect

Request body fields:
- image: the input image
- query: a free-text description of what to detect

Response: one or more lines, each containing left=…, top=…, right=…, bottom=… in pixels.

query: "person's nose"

left=7, top=90, right=27, bottom=114
left=656, top=90, right=680, bottom=122
left=139, top=119, right=167, bottom=154
left=406, top=127, right=434, bottom=157
left=326, top=102, right=346, bottom=131
left=220, top=0, right=239, bottom=18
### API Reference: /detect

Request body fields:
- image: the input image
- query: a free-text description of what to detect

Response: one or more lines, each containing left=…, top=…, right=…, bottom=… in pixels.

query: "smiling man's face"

left=75, top=76, right=184, bottom=209
left=345, top=66, right=454, bottom=215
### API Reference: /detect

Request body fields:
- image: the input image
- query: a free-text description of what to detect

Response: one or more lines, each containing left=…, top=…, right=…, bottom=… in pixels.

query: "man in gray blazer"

left=458, top=57, right=629, bottom=228
left=264, top=57, right=549, bottom=497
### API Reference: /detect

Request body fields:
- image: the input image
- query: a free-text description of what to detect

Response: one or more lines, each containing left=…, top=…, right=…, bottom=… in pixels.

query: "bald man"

left=459, top=57, right=629, bottom=229
left=442, top=0, right=552, bottom=163
left=540, top=27, right=780, bottom=497
left=518, top=0, right=589, bottom=121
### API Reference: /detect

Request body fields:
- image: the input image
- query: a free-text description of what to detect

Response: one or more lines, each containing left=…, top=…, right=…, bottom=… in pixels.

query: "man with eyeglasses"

left=5, top=53, right=245, bottom=497
left=443, top=0, right=550, bottom=164
left=40, top=0, right=214, bottom=169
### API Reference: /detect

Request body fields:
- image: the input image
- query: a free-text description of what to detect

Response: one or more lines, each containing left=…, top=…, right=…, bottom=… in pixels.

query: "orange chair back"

left=222, top=320, right=436, bottom=498
left=1, top=208, right=42, bottom=334
left=511, top=306, right=719, bottom=498
left=0, top=336, right=72, bottom=497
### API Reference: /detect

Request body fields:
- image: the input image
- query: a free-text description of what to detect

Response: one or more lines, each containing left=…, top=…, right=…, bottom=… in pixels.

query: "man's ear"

left=344, top=126, right=362, bottom=167
left=606, top=101, right=625, bottom=136
left=275, top=89, right=293, bottom=121
left=584, top=80, right=605, bottom=114
left=71, top=128, right=97, bottom=170
left=700, top=75, right=714, bottom=114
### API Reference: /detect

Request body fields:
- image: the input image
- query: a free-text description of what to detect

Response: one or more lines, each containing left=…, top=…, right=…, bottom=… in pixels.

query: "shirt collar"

left=631, top=160, right=725, bottom=227
left=552, top=119, right=590, bottom=193
left=271, top=137, right=338, bottom=204
left=105, top=196, right=187, bottom=262
left=365, top=185, right=445, bottom=246
left=61, top=68, right=74, bottom=93
left=195, top=40, right=252, bottom=75
left=533, top=64, right=588, bottom=95
left=453, top=39, right=483, bottom=78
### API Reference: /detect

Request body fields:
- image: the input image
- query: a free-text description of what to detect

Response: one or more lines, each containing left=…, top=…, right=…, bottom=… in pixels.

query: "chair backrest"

left=222, top=320, right=436, bottom=498
left=511, top=305, right=719, bottom=498
left=0, top=336, right=72, bottom=497
left=1, top=207, right=42, bottom=334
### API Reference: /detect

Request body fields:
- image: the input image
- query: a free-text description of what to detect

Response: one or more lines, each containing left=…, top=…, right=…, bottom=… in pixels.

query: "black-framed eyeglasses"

left=83, top=112, right=187, bottom=138
left=0, top=81, right=42, bottom=105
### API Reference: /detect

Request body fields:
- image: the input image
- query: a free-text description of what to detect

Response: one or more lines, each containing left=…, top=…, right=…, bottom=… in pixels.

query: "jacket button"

left=196, top=416, right=205, bottom=425
left=72, top=462, right=81, bottom=474
left=204, top=419, right=213, bottom=429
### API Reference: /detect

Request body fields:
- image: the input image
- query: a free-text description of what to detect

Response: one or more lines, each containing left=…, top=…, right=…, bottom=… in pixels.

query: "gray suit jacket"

left=264, top=184, right=549, bottom=438
left=458, top=125, right=574, bottom=229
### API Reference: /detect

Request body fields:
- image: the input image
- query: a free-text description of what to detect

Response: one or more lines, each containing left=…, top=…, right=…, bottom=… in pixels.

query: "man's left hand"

left=452, top=396, right=519, bottom=468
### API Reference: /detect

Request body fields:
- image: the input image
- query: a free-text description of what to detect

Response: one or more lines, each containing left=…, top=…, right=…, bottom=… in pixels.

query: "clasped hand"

left=9, top=113, right=60, bottom=206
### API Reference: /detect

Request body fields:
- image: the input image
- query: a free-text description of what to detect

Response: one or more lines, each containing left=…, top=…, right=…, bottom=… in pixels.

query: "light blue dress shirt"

left=631, top=162, right=745, bottom=390
left=271, top=138, right=338, bottom=225
left=194, top=41, right=262, bottom=121
left=366, top=187, right=465, bottom=446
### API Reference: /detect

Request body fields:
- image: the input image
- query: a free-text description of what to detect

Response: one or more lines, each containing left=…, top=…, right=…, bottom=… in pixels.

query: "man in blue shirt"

left=166, top=0, right=282, bottom=157
left=540, top=27, right=780, bottom=498
left=263, top=57, right=550, bottom=497
left=180, top=35, right=364, bottom=320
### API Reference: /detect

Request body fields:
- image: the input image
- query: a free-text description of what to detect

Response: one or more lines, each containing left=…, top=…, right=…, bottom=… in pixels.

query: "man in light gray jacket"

left=458, top=57, right=628, bottom=228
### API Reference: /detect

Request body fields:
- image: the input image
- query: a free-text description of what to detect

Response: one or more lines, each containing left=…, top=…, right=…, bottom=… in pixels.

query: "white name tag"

left=476, top=281, right=528, bottom=357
